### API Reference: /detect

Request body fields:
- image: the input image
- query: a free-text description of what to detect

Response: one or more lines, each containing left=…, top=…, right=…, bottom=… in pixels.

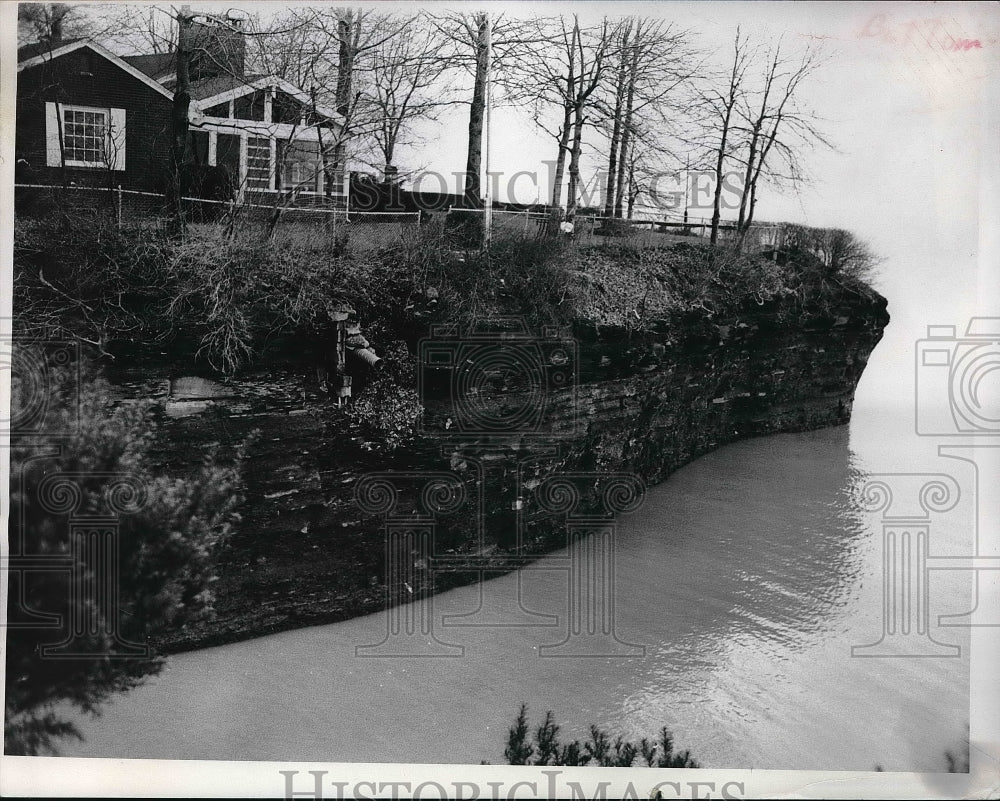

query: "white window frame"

left=279, top=141, right=323, bottom=195
left=45, top=102, right=126, bottom=171
left=62, top=105, right=108, bottom=167
left=245, top=134, right=272, bottom=192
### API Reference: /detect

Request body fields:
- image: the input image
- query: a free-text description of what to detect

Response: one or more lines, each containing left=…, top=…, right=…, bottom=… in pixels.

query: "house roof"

left=189, top=74, right=266, bottom=102
left=194, top=75, right=340, bottom=122
left=18, top=39, right=340, bottom=128
left=122, top=51, right=175, bottom=79
left=17, top=39, right=176, bottom=103
left=17, top=38, right=85, bottom=63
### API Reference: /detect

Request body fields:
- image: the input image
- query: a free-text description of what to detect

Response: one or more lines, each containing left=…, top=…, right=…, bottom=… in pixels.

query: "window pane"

left=281, top=141, right=321, bottom=192
left=246, top=136, right=272, bottom=189
left=61, top=108, right=108, bottom=162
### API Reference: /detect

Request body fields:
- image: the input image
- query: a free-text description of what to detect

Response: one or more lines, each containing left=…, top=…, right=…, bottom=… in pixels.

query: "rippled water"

left=60, top=398, right=973, bottom=769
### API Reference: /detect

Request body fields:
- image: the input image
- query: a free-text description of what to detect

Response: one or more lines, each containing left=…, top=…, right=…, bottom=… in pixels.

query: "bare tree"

left=602, top=18, right=633, bottom=218
left=565, top=17, right=613, bottom=221
left=167, top=6, right=195, bottom=232
left=17, top=3, right=87, bottom=46
left=244, top=9, right=328, bottom=88
left=597, top=18, right=696, bottom=218
left=302, top=9, right=412, bottom=196
left=779, top=225, right=879, bottom=282
left=429, top=11, right=541, bottom=207
left=89, top=4, right=177, bottom=53
left=688, top=27, right=755, bottom=243
left=525, top=15, right=615, bottom=219
left=361, top=16, right=452, bottom=178
left=615, top=127, right=672, bottom=220
left=732, top=40, right=830, bottom=237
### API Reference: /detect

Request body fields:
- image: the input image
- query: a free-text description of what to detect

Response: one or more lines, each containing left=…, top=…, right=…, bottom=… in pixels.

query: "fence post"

left=116, top=184, right=123, bottom=229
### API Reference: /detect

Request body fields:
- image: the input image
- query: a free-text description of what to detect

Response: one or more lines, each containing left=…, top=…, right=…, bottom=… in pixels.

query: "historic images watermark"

left=2, top=335, right=149, bottom=660
left=915, top=318, right=1000, bottom=437
left=851, top=473, right=963, bottom=658
left=417, top=318, right=579, bottom=439
left=354, top=317, right=646, bottom=658
left=353, top=471, right=467, bottom=658
left=357, top=164, right=750, bottom=215
left=852, top=317, right=1000, bottom=657
left=6, top=466, right=151, bottom=660
left=278, top=769, right=746, bottom=800
left=1, top=335, right=81, bottom=438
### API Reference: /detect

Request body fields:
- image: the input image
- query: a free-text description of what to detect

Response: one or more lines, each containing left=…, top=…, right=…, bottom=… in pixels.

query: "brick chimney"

left=188, top=15, right=246, bottom=80
left=46, top=2, right=71, bottom=44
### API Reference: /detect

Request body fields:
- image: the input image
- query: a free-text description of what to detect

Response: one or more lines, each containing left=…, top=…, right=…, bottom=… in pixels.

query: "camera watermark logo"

left=908, top=317, right=1000, bottom=631
left=915, top=317, right=1000, bottom=436
left=5, top=463, right=150, bottom=660
left=417, top=317, right=578, bottom=439
left=854, top=316, right=1000, bottom=658
left=1, top=336, right=81, bottom=437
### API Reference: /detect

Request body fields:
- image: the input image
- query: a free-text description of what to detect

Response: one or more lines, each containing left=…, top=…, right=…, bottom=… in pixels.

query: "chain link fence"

left=15, top=183, right=779, bottom=254
left=445, top=206, right=779, bottom=250
left=14, top=183, right=423, bottom=253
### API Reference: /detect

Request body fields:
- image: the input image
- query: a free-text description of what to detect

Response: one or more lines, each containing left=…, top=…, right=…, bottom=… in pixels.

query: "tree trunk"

left=736, top=125, right=760, bottom=232
left=603, top=27, right=630, bottom=217
left=335, top=11, right=356, bottom=115
left=626, top=158, right=637, bottom=218
left=548, top=34, right=574, bottom=219
left=613, top=37, right=639, bottom=218
left=566, top=102, right=586, bottom=220
left=464, top=13, right=489, bottom=208
left=709, top=106, right=732, bottom=245
left=329, top=11, right=358, bottom=200
left=167, top=9, right=192, bottom=234
left=49, top=3, right=67, bottom=43
left=547, top=108, right=572, bottom=231
left=742, top=126, right=778, bottom=237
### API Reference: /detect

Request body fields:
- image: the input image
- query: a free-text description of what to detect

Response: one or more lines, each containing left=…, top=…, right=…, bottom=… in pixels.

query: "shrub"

left=774, top=223, right=880, bottom=284
left=444, top=209, right=485, bottom=249
left=13, top=215, right=174, bottom=346
left=164, top=227, right=379, bottom=373
left=4, top=358, right=244, bottom=755
left=14, top=219, right=375, bottom=373
left=504, top=704, right=699, bottom=768
left=348, top=341, right=423, bottom=449
left=594, top=217, right=635, bottom=237
left=433, top=234, right=575, bottom=328
left=570, top=240, right=794, bottom=327
left=13, top=214, right=880, bottom=379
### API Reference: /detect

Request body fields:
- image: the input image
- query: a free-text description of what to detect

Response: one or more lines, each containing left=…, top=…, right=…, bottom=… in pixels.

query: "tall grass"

left=14, top=214, right=881, bottom=375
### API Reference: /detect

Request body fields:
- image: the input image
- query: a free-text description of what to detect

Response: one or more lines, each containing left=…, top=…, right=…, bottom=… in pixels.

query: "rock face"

left=134, top=286, right=889, bottom=652
left=557, top=294, right=888, bottom=486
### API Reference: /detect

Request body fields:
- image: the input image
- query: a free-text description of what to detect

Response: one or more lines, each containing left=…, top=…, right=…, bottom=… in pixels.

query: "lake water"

left=59, top=318, right=975, bottom=769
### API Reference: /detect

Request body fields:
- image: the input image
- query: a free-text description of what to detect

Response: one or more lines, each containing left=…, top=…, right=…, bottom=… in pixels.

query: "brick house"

left=16, top=38, right=175, bottom=192
left=16, top=19, right=346, bottom=208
